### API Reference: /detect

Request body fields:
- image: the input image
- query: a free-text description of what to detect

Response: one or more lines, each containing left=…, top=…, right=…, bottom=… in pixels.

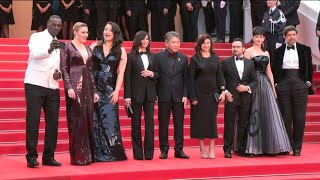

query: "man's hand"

left=236, top=84, right=249, bottom=92
left=124, top=98, right=131, bottom=108
left=53, top=69, right=61, bottom=80
left=225, top=91, right=233, bottom=103
left=186, top=3, right=193, bottom=11
left=191, top=100, right=198, bottom=105
left=84, top=9, right=90, bottom=15
left=141, top=70, right=154, bottom=78
left=48, top=39, right=60, bottom=54
left=182, top=97, right=188, bottom=109
left=163, top=8, right=168, bottom=15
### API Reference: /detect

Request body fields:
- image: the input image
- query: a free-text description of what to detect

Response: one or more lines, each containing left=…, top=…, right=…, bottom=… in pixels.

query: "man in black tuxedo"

left=95, top=0, right=120, bottom=40
left=250, top=0, right=267, bottom=28
left=155, top=31, right=189, bottom=159
left=124, top=0, right=148, bottom=40
left=279, top=0, right=301, bottom=27
left=272, top=26, right=313, bottom=156
left=148, top=0, right=171, bottom=41
left=124, top=31, right=159, bottom=160
left=221, top=38, right=257, bottom=158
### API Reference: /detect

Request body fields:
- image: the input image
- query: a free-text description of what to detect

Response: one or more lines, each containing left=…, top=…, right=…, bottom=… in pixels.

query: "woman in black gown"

left=244, top=26, right=291, bottom=155
left=31, top=0, right=53, bottom=32
left=0, top=0, right=14, bottom=38
left=188, top=34, right=225, bottom=159
left=91, top=21, right=128, bottom=162
left=60, top=22, right=99, bottom=165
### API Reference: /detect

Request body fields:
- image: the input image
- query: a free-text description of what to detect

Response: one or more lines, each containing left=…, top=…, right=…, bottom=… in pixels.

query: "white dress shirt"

left=235, top=56, right=244, bottom=80
left=24, top=29, right=60, bottom=89
left=282, top=43, right=299, bottom=69
left=140, top=53, right=149, bottom=70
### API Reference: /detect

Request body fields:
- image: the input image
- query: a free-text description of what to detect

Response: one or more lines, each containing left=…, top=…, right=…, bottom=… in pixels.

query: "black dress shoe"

left=27, top=159, right=39, bottom=168
left=293, top=151, right=300, bottom=156
left=174, top=151, right=190, bottom=159
left=42, top=158, right=62, bottom=166
left=145, top=157, right=153, bottom=160
left=159, top=152, right=168, bottom=159
left=134, top=157, right=143, bottom=160
left=224, top=152, right=232, bottom=158
left=278, top=151, right=290, bottom=155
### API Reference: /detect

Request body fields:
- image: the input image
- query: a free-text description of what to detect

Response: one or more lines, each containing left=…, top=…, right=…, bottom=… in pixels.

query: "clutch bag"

left=214, top=93, right=220, bottom=102
left=126, top=104, right=134, bottom=117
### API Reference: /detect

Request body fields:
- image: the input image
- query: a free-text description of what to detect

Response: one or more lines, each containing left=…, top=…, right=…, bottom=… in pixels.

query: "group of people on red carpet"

left=22, top=0, right=316, bottom=169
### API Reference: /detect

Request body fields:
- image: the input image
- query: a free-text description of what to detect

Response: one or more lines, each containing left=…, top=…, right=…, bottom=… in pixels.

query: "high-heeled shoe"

left=209, top=149, right=215, bottom=159
left=200, top=148, right=208, bottom=159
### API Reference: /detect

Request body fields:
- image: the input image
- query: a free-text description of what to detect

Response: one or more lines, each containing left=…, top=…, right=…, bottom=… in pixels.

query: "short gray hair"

left=165, top=31, right=181, bottom=42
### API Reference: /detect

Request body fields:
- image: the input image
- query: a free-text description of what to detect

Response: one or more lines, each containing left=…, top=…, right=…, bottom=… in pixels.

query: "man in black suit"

left=272, top=26, right=313, bottom=156
left=155, top=31, right=189, bottom=159
left=124, top=0, right=148, bottom=40
left=250, top=0, right=267, bottom=28
left=213, top=0, right=227, bottom=42
left=124, top=31, right=159, bottom=160
left=95, top=0, right=120, bottom=40
left=181, top=0, right=201, bottom=42
left=279, top=0, right=301, bottom=27
left=148, top=0, right=171, bottom=41
left=221, top=38, right=257, bottom=158
left=229, top=0, right=243, bottom=42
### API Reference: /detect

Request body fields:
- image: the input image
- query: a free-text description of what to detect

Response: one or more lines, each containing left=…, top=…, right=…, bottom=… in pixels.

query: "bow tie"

left=139, top=51, right=147, bottom=55
left=236, top=57, right=243, bottom=61
left=287, top=45, right=295, bottom=50
left=168, top=52, right=177, bottom=58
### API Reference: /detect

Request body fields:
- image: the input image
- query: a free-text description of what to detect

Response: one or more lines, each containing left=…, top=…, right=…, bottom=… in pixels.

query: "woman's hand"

left=109, top=90, right=119, bottom=104
left=68, top=89, right=76, bottom=100
left=192, top=100, right=198, bottom=105
left=219, top=91, right=226, bottom=103
left=93, top=93, right=99, bottom=103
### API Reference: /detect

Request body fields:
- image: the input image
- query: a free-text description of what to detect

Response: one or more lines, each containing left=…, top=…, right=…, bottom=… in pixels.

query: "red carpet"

left=1, top=144, right=320, bottom=180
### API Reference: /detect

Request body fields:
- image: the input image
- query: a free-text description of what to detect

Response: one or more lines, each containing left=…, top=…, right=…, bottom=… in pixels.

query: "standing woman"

left=188, top=34, right=225, bottom=159
left=0, top=0, right=14, bottom=38
left=60, top=22, right=99, bottom=165
left=244, top=26, right=291, bottom=155
left=31, top=0, right=53, bottom=32
left=124, top=31, right=158, bottom=160
left=59, top=0, right=82, bottom=39
left=91, top=22, right=128, bottom=162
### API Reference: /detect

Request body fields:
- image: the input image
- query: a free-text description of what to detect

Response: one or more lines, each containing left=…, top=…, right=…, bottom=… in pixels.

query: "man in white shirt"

left=24, top=15, right=63, bottom=168
left=221, top=38, right=257, bottom=158
left=272, top=25, right=313, bottom=156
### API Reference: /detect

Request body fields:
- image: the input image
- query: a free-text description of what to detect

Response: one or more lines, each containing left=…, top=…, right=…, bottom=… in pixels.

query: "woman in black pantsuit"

left=188, top=34, right=225, bottom=159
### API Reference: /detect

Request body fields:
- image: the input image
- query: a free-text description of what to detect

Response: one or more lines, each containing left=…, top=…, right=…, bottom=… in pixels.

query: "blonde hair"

left=73, top=22, right=88, bottom=32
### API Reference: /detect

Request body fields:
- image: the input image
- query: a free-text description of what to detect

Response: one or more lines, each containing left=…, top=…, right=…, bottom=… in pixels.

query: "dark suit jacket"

left=124, top=52, right=159, bottom=103
left=221, top=57, right=257, bottom=105
left=155, top=49, right=188, bottom=103
left=279, top=0, right=300, bottom=26
left=148, top=0, right=171, bottom=11
left=94, top=0, right=119, bottom=8
left=272, top=42, right=313, bottom=84
left=124, top=0, right=147, bottom=14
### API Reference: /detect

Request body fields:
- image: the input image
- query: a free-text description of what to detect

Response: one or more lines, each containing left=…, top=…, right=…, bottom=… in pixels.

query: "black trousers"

left=151, top=9, right=169, bottom=42
left=214, top=3, right=227, bottom=41
left=131, top=100, right=155, bottom=159
left=229, top=2, right=243, bottom=42
left=24, top=83, right=60, bottom=161
left=276, top=70, right=308, bottom=153
left=126, top=12, right=148, bottom=40
left=158, top=101, right=185, bottom=153
left=223, top=102, right=251, bottom=153
left=251, top=2, right=266, bottom=28
left=203, top=4, right=215, bottom=34
left=183, top=7, right=200, bottom=42
left=96, top=7, right=118, bottom=40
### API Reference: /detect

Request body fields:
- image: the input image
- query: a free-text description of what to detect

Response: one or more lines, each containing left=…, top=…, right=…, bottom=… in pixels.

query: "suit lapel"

left=137, top=54, right=145, bottom=71
left=296, top=43, right=304, bottom=69
left=147, top=53, right=152, bottom=70
left=279, top=45, right=286, bottom=69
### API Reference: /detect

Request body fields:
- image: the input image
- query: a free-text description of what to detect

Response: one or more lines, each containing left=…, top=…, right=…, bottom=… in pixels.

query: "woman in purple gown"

left=60, top=22, right=99, bottom=165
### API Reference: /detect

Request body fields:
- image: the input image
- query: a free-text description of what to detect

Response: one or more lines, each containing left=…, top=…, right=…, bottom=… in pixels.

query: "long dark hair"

left=194, top=34, right=215, bottom=57
left=130, top=31, right=150, bottom=55
left=252, top=26, right=266, bottom=52
left=98, top=21, right=123, bottom=58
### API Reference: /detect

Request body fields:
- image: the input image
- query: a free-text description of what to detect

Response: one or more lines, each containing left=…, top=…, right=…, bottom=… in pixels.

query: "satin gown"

left=246, top=55, right=292, bottom=155
left=60, top=42, right=95, bottom=165
left=92, top=45, right=127, bottom=162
